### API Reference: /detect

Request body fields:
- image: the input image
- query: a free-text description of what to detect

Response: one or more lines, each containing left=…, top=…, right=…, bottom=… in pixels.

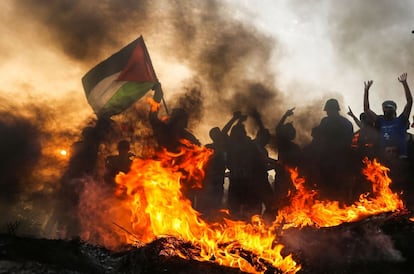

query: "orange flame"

left=273, top=158, right=404, bottom=230
left=79, top=132, right=404, bottom=274
left=147, top=97, right=160, bottom=113
left=114, top=141, right=300, bottom=274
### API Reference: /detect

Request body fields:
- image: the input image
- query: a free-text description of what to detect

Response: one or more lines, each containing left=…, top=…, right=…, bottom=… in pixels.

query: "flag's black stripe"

left=81, top=37, right=141, bottom=95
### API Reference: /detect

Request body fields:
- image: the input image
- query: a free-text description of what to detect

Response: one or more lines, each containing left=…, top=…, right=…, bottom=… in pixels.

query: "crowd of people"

left=102, top=73, right=414, bottom=223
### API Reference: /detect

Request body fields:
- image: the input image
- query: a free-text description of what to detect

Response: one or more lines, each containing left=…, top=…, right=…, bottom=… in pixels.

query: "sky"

left=0, top=0, right=413, bottom=237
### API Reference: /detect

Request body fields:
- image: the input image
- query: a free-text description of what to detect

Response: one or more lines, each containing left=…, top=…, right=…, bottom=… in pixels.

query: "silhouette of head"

left=324, top=99, right=340, bottom=115
left=281, top=123, right=296, bottom=141
left=81, top=126, right=95, bottom=140
left=230, top=123, right=247, bottom=141
left=382, top=100, right=397, bottom=119
left=117, top=140, right=130, bottom=154
left=209, top=127, right=222, bottom=142
left=257, top=128, right=271, bottom=146
left=170, top=108, right=189, bottom=129
left=359, top=112, right=374, bottom=127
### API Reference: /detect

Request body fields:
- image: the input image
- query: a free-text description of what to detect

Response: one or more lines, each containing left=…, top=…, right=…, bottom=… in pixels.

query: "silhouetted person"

left=227, top=115, right=273, bottom=221
left=347, top=108, right=380, bottom=160
left=364, top=73, right=413, bottom=203
left=150, top=83, right=200, bottom=153
left=275, top=108, right=302, bottom=167
left=314, top=98, right=354, bottom=203
left=274, top=108, right=302, bottom=209
left=149, top=82, right=201, bottom=206
left=347, top=107, right=380, bottom=198
left=302, top=126, right=323, bottom=189
left=197, top=112, right=243, bottom=219
left=104, top=140, right=134, bottom=187
left=252, top=109, right=278, bottom=171
left=364, top=73, right=413, bottom=160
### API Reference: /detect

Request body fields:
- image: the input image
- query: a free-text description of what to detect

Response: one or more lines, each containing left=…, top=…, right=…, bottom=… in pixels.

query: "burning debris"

left=1, top=213, right=414, bottom=273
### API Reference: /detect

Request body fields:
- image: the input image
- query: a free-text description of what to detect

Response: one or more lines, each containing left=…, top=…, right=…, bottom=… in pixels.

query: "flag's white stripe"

left=87, top=72, right=125, bottom=112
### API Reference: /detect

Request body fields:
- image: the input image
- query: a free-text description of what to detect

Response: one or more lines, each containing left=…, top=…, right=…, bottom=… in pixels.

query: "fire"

left=114, top=141, right=300, bottom=274
left=79, top=120, right=404, bottom=274
left=273, top=158, right=404, bottom=230
left=148, top=97, right=159, bottom=113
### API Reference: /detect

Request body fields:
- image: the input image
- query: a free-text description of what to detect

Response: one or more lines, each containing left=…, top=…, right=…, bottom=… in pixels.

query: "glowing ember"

left=59, top=149, right=67, bottom=156
left=114, top=141, right=300, bottom=274
left=272, top=158, right=404, bottom=230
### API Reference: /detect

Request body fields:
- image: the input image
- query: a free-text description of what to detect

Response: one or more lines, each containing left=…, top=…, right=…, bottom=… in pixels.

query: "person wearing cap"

left=313, top=98, right=354, bottom=202
left=318, top=98, right=354, bottom=150
left=364, top=73, right=413, bottom=159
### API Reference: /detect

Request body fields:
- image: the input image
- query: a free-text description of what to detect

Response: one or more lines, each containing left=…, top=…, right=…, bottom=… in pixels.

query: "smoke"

left=0, top=108, right=41, bottom=203
left=0, top=94, right=86, bottom=235
left=10, top=0, right=290, bottom=141
left=11, top=0, right=152, bottom=62
left=285, top=0, right=414, bottom=106
left=325, top=0, right=413, bottom=77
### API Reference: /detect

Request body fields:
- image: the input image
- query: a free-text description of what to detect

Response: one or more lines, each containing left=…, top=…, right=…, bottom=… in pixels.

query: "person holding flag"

left=149, top=82, right=200, bottom=153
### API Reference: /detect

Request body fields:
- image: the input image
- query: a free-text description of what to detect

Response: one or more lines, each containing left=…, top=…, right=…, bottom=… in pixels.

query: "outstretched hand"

left=364, top=80, right=373, bottom=91
left=233, top=111, right=242, bottom=119
left=398, top=72, right=408, bottom=83
left=152, top=82, right=163, bottom=103
left=232, top=111, right=247, bottom=122
left=285, top=107, right=295, bottom=117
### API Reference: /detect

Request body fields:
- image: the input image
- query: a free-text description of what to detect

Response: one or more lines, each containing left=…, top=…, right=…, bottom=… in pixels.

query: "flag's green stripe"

left=82, top=39, right=139, bottom=95
left=87, top=73, right=122, bottom=113
left=98, top=81, right=155, bottom=117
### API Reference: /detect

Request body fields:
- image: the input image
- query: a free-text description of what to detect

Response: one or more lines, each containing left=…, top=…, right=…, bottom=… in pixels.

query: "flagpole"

left=140, top=36, right=169, bottom=115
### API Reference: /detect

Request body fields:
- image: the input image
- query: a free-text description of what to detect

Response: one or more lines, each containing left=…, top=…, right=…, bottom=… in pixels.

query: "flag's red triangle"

left=117, top=37, right=157, bottom=82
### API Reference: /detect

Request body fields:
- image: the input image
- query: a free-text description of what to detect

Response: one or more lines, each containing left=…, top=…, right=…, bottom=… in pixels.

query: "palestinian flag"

left=82, top=36, right=157, bottom=117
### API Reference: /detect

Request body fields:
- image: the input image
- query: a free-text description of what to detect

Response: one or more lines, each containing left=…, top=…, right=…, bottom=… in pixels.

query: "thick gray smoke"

left=0, top=95, right=83, bottom=235
left=12, top=0, right=151, bottom=61
left=287, top=0, right=414, bottom=101
left=11, top=0, right=301, bottom=138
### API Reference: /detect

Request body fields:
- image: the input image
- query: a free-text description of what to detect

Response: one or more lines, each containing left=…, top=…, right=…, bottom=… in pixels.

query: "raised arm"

left=251, top=109, right=265, bottom=130
left=222, top=111, right=242, bottom=135
left=276, top=107, right=295, bottom=132
left=347, top=106, right=362, bottom=129
left=363, top=80, right=378, bottom=122
left=398, top=73, right=413, bottom=119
